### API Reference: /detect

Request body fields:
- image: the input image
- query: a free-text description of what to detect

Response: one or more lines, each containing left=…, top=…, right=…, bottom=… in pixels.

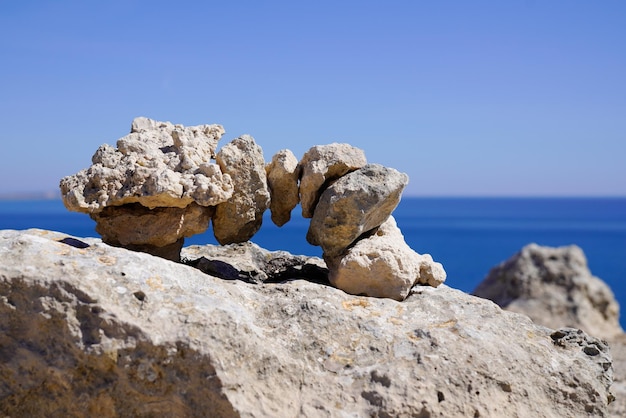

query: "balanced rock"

left=92, top=203, right=213, bottom=261
left=213, top=135, right=270, bottom=245
left=473, top=243, right=623, bottom=340
left=59, top=117, right=234, bottom=260
left=60, top=117, right=232, bottom=212
left=0, top=229, right=614, bottom=417
left=265, top=149, right=300, bottom=226
left=299, top=143, right=367, bottom=218
left=326, top=216, right=446, bottom=300
left=307, top=163, right=409, bottom=258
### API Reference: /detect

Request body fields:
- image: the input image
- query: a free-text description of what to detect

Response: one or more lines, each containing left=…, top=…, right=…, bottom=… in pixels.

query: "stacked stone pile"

left=299, top=146, right=445, bottom=300
left=60, top=117, right=445, bottom=300
left=60, top=117, right=235, bottom=260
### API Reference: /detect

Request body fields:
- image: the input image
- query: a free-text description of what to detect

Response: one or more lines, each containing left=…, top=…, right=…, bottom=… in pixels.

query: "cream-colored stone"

left=325, top=216, right=445, bottom=300
left=307, top=164, right=408, bottom=257
left=213, top=135, right=270, bottom=244
left=59, top=117, right=232, bottom=213
left=265, top=149, right=300, bottom=226
left=299, top=143, right=366, bottom=218
left=59, top=117, right=232, bottom=260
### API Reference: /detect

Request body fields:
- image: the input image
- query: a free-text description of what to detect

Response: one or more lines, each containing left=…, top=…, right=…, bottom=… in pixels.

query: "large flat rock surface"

left=0, top=229, right=614, bottom=417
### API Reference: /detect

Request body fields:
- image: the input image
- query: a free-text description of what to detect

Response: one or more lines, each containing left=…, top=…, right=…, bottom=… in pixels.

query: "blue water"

left=2, top=198, right=625, bottom=327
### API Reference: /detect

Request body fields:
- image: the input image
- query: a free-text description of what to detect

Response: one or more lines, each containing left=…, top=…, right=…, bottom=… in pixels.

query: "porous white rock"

left=299, top=143, right=367, bottom=218
left=307, top=163, right=409, bottom=257
left=59, top=117, right=234, bottom=260
left=326, top=216, right=446, bottom=300
left=265, top=149, right=300, bottom=226
left=213, top=135, right=270, bottom=245
left=60, top=117, right=233, bottom=212
left=0, top=229, right=615, bottom=417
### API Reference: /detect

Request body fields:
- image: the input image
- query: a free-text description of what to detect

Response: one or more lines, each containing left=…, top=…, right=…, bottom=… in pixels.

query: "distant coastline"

left=0, top=191, right=60, bottom=200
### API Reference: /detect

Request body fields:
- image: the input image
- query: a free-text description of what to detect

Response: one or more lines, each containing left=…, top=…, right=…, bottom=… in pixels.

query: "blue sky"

left=1, top=1, right=625, bottom=196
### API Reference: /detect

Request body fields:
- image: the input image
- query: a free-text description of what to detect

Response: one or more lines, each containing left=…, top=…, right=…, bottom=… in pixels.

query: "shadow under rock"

left=183, top=243, right=331, bottom=287
left=58, top=237, right=91, bottom=249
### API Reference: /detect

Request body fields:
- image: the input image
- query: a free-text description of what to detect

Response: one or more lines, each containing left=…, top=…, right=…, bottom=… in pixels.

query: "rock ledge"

left=0, top=229, right=614, bottom=417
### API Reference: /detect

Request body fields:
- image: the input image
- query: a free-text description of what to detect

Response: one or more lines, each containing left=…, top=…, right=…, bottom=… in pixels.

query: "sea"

left=1, top=197, right=625, bottom=327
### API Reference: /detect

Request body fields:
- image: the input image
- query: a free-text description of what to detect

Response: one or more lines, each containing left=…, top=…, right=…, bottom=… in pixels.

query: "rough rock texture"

left=92, top=203, right=212, bottom=248
left=213, top=135, right=270, bottom=245
left=607, top=334, right=626, bottom=417
left=326, top=216, right=446, bottom=301
left=473, top=243, right=623, bottom=341
left=473, top=243, right=626, bottom=416
left=299, top=143, right=367, bottom=218
left=265, top=149, right=301, bottom=227
left=182, top=241, right=328, bottom=284
left=60, top=117, right=233, bottom=212
left=0, top=229, right=615, bottom=417
left=307, top=164, right=409, bottom=258
left=59, top=117, right=234, bottom=260
left=90, top=203, right=214, bottom=261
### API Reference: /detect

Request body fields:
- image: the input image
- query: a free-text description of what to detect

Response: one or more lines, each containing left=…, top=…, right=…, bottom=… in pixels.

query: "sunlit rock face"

left=265, top=149, right=300, bottom=227
left=213, top=135, right=270, bottom=245
left=298, top=143, right=367, bottom=218
left=304, top=163, right=445, bottom=301
left=60, top=117, right=232, bottom=212
left=59, top=117, right=233, bottom=260
left=473, top=243, right=623, bottom=340
left=0, top=228, right=614, bottom=418
left=325, top=216, right=446, bottom=301
left=306, top=163, right=408, bottom=258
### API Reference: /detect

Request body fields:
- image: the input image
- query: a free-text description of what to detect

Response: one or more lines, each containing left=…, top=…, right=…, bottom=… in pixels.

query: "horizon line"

left=1, top=191, right=625, bottom=201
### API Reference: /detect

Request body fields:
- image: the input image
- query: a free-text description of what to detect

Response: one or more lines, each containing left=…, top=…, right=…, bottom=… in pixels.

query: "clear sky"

left=1, top=1, right=625, bottom=197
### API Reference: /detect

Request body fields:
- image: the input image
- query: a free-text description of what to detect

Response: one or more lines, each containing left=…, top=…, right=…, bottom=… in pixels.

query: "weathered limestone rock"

left=213, top=135, right=270, bottom=245
left=59, top=117, right=234, bottom=260
left=325, top=216, right=445, bottom=300
left=92, top=203, right=212, bottom=247
left=475, top=244, right=626, bottom=417
left=607, top=334, right=626, bottom=417
left=91, top=203, right=213, bottom=262
left=60, top=117, right=232, bottom=212
left=299, top=143, right=367, bottom=218
left=0, top=229, right=614, bottom=417
left=473, top=243, right=623, bottom=340
left=265, top=149, right=300, bottom=226
left=307, top=163, right=409, bottom=257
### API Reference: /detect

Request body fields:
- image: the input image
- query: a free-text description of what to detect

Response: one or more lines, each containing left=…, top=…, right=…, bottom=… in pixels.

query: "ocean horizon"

left=1, top=196, right=625, bottom=327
